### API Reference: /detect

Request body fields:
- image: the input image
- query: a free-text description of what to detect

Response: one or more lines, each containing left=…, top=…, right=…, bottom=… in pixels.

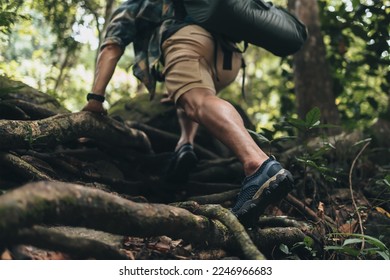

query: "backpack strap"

left=172, top=0, right=187, bottom=21
left=211, top=35, right=249, bottom=100
left=241, top=57, right=247, bottom=101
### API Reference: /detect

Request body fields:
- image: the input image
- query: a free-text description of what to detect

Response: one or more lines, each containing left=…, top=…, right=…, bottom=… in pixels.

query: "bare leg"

left=175, top=108, right=199, bottom=151
left=177, top=88, right=269, bottom=176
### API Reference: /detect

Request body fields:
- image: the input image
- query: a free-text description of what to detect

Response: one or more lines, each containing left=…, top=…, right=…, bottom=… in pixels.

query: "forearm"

left=92, top=44, right=124, bottom=96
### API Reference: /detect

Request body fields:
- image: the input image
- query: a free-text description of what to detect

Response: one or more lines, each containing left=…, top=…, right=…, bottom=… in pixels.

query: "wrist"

left=87, top=92, right=105, bottom=103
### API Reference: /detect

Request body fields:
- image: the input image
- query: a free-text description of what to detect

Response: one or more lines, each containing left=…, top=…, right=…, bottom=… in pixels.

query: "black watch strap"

left=87, top=93, right=105, bottom=103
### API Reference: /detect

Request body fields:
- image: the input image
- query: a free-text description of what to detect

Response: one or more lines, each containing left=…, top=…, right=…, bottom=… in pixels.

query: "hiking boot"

left=164, top=143, right=198, bottom=184
left=231, top=156, right=294, bottom=226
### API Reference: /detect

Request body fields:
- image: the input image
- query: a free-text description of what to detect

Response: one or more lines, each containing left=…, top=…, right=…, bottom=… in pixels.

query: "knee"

left=176, top=88, right=214, bottom=120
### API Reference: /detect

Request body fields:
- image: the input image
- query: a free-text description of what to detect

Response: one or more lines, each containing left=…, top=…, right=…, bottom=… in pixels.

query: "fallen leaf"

left=317, top=201, right=325, bottom=219
left=338, top=220, right=358, bottom=234
left=375, top=207, right=390, bottom=218
left=1, top=250, right=12, bottom=260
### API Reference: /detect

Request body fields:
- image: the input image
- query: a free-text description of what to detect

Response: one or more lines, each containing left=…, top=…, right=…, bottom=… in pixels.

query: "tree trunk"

left=288, top=0, right=340, bottom=128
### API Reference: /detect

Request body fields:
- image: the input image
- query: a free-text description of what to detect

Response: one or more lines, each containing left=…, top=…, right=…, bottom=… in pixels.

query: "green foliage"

left=31, top=0, right=94, bottom=50
left=0, top=0, right=134, bottom=112
left=286, top=107, right=338, bottom=182
left=292, top=236, right=318, bottom=258
left=325, top=233, right=390, bottom=260
left=287, top=107, right=322, bottom=131
left=279, top=236, right=318, bottom=258
left=384, top=175, right=390, bottom=188
left=0, top=0, right=388, bottom=123
left=0, top=1, right=27, bottom=34
left=319, top=0, right=389, bottom=129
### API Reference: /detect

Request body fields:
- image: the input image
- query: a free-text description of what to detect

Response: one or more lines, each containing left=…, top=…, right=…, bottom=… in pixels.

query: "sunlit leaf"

left=247, top=129, right=270, bottom=144
left=384, top=175, right=390, bottom=187
left=305, top=107, right=321, bottom=129
left=279, top=244, right=290, bottom=254
left=352, top=138, right=372, bottom=147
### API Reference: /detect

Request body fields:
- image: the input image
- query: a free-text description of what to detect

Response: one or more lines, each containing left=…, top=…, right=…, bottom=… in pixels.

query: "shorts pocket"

left=163, top=57, right=203, bottom=94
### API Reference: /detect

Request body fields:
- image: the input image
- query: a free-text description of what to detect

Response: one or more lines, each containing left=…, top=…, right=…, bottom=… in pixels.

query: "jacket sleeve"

left=100, top=0, right=140, bottom=50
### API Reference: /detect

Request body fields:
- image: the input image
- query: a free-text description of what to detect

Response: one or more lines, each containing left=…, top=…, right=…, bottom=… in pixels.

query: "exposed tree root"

left=182, top=202, right=266, bottom=260
left=0, top=112, right=152, bottom=153
left=0, top=181, right=231, bottom=250
left=9, top=226, right=129, bottom=260
left=0, top=181, right=308, bottom=259
left=4, top=99, right=58, bottom=119
left=126, top=121, right=220, bottom=159
left=0, top=152, right=53, bottom=181
left=188, top=189, right=239, bottom=205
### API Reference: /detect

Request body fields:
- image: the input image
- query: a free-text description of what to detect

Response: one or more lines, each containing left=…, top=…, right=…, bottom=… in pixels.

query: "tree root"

left=0, top=181, right=308, bottom=259
left=10, top=226, right=129, bottom=260
left=0, top=181, right=231, bottom=249
left=126, top=121, right=220, bottom=159
left=188, top=189, right=239, bottom=205
left=176, top=201, right=266, bottom=260
left=0, top=112, right=152, bottom=153
left=184, top=181, right=240, bottom=195
left=4, top=99, right=58, bottom=119
left=249, top=227, right=306, bottom=257
left=0, top=152, right=53, bottom=181
left=257, top=216, right=308, bottom=229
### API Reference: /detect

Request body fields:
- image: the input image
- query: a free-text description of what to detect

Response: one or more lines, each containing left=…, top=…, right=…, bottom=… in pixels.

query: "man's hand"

left=81, top=100, right=107, bottom=115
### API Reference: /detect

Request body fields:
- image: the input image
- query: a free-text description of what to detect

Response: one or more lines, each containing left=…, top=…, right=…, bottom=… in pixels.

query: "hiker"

left=81, top=0, right=294, bottom=224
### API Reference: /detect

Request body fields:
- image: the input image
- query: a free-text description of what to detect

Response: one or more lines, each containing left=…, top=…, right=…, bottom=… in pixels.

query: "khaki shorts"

left=162, top=25, right=242, bottom=103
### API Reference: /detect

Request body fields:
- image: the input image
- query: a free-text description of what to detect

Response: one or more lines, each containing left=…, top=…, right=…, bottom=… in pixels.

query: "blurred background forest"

left=1, top=0, right=388, bottom=130
left=0, top=0, right=390, bottom=260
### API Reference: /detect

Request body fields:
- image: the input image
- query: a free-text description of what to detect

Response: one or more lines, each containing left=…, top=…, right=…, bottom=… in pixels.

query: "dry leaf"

left=375, top=207, right=390, bottom=218
left=338, top=220, right=358, bottom=234
left=1, top=250, right=12, bottom=260
left=317, top=201, right=325, bottom=219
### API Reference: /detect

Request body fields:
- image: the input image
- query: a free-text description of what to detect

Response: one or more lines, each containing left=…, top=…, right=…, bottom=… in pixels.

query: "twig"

left=285, top=194, right=336, bottom=227
left=348, top=141, right=370, bottom=252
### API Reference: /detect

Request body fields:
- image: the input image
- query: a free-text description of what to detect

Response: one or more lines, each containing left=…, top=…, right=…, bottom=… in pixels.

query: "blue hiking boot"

left=164, top=143, right=198, bottom=184
left=231, top=156, right=294, bottom=226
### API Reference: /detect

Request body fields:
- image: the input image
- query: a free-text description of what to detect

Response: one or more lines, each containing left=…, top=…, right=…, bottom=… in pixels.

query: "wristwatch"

left=87, top=93, right=105, bottom=103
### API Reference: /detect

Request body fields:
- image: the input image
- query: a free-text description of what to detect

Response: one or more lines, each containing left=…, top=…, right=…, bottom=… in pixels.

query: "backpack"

left=180, top=0, right=308, bottom=57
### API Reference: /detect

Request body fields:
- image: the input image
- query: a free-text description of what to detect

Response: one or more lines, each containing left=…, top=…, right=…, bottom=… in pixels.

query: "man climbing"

left=82, top=0, right=294, bottom=225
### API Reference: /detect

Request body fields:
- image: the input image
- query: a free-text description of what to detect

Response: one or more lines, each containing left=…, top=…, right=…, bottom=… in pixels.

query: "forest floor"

left=1, top=77, right=390, bottom=260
